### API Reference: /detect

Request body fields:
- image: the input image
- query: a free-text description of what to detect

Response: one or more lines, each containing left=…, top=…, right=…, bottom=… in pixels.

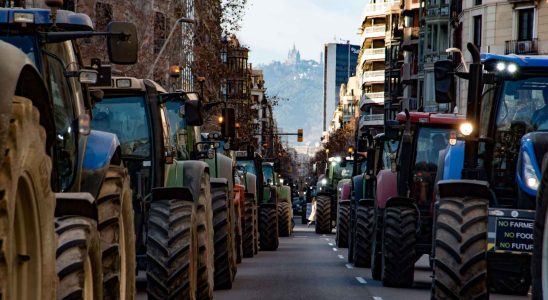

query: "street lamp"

left=446, top=47, right=468, bottom=72
left=147, top=17, right=195, bottom=79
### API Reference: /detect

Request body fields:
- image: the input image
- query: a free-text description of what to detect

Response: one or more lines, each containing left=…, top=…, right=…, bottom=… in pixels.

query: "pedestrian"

left=307, top=197, right=317, bottom=227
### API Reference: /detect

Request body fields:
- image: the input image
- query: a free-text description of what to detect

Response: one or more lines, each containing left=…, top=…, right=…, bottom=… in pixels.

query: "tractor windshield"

left=0, top=35, right=39, bottom=66
left=92, top=95, right=151, bottom=158
left=263, top=165, right=274, bottom=185
left=382, top=139, right=399, bottom=170
left=496, top=77, right=548, bottom=131
left=237, top=160, right=257, bottom=175
left=164, top=101, right=187, bottom=149
left=414, top=127, right=451, bottom=170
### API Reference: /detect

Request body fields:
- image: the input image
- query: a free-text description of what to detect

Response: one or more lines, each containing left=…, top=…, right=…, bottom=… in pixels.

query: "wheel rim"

left=83, top=255, right=94, bottom=300
left=12, top=176, right=41, bottom=300
left=542, top=209, right=548, bottom=299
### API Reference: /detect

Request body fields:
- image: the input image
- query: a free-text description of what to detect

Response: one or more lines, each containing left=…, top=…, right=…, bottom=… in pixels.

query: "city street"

left=213, top=219, right=530, bottom=300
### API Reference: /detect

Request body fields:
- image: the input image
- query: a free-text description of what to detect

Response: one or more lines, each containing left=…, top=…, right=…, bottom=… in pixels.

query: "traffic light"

left=297, top=128, right=303, bottom=142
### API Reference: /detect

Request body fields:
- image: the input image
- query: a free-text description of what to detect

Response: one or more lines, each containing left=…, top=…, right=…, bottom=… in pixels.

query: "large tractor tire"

left=253, top=203, right=259, bottom=255
left=196, top=174, right=214, bottom=299
left=315, top=194, right=332, bottom=234
left=381, top=206, right=416, bottom=287
left=259, top=205, right=279, bottom=251
left=56, top=216, right=103, bottom=300
left=278, top=201, right=292, bottom=237
left=97, top=165, right=135, bottom=299
left=336, top=202, right=350, bottom=248
left=301, top=202, right=307, bottom=225
left=354, top=205, right=374, bottom=268
left=533, top=170, right=548, bottom=299
left=211, top=182, right=233, bottom=290
left=243, top=196, right=254, bottom=258
left=146, top=200, right=197, bottom=300
left=431, top=196, right=488, bottom=299
left=0, top=96, right=56, bottom=300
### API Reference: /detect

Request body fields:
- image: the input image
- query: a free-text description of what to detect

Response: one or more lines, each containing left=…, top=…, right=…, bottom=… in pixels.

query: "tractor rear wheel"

left=196, top=174, right=214, bottom=299
left=431, top=196, right=488, bottom=299
left=243, top=196, right=254, bottom=258
left=533, top=168, right=548, bottom=299
left=315, top=195, right=331, bottom=234
left=259, top=205, right=279, bottom=251
left=278, top=201, right=291, bottom=237
left=211, top=182, right=233, bottom=290
left=0, top=97, right=56, bottom=300
left=56, top=216, right=103, bottom=300
left=354, top=205, right=374, bottom=268
left=253, top=202, right=259, bottom=255
left=97, top=165, right=135, bottom=299
left=381, top=206, right=416, bottom=287
left=336, top=202, right=350, bottom=248
left=146, top=200, right=196, bottom=300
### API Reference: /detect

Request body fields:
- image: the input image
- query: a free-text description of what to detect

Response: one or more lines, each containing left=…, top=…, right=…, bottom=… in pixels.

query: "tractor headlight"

left=13, top=12, right=34, bottom=23
left=523, top=151, right=539, bottom=190
left=321, top=178, right=328, bottom=185
left=507, top=63, right=518, bottom=74
left=459, top=122, right=474, bottom=136
left=334, top=156, right=342, bottom=163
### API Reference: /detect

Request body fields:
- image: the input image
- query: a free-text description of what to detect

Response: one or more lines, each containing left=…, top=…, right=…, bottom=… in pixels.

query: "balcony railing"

left=360, top=92, right=385, bottom=110
left=359, top=114, right=384, bottom=127
left=426, top=5, right=449, bottom=17
left=363, top=48, right=385, bottom=60
left=505, top=39, right=538, bottom=54
left=362, top=70, right=385, bottom=83
left=363, top=25, right=386, bottom=38
left=362, top=0, right=397, bottom=17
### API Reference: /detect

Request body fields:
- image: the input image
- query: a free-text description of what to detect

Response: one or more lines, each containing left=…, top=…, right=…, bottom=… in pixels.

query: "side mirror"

left=185, top=93, right=203, bottom=126
left=390, top=154, right=397, bottom=173
left=434, top=60, right=455, bottom=104
left=221, top=108, right=236, bottom=138
left=385, top=120, right=400, bottom=140
left=107, top=22, right=138, bottom=65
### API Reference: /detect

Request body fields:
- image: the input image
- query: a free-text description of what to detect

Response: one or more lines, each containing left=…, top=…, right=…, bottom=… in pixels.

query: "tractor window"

left=0, top=35, right=39, bottom=66
left=165, top=101, right=187, bottom=152
left=237, top=160, right=257, bottom=175
left=92, top=95, right=151, bottom=158
left=263, top=165, right=274, bottom=185
left=414, top=127, right=451, bottom=172
left=496, top=77, right=548, bottom=131
left=382, top=139, right=399, bottom=170
left=43, top=42, right=78, bottom=192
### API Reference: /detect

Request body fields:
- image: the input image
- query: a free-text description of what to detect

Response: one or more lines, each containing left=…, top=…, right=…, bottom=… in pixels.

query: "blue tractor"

left=0, top=2, right=138, bottom=299
left=431, top=43, right=548, bottom=297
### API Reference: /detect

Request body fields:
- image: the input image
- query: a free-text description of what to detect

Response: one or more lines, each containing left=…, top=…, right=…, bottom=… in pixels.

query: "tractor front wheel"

left=315, top=195, right=331, bottom=234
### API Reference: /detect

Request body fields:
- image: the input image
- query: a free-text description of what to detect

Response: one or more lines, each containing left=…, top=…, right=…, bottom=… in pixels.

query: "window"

left=473, top=15, right=482, bottom=48
left=518, top=8, right=534, bottom=41
left=475, top=0, right=482, bottom=6
left=95, top=2, right=112, bottom=32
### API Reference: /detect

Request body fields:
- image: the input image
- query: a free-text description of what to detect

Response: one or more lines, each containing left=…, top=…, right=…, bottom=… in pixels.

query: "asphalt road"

left=137, top=218, right=531, bottom=299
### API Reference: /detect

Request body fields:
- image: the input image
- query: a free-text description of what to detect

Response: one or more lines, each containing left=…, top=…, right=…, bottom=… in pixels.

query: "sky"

left=238, top=0, right=365, bottom=65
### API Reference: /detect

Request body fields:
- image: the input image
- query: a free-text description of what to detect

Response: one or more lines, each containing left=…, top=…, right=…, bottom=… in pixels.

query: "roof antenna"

left=45, top=0, right=63, bottom=26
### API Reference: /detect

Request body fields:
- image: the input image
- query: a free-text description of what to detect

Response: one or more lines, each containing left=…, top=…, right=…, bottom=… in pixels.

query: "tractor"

left=0, top=3, right=138, bottom=299
left=372, top=111, right=464, bottom=287
left=90, top=77, right=217, bottom=298
left=315, top=156, right=354, bottom=236
left=431, top=44, right=548, bottom=297
left=260, top=162, right=280, bottom=250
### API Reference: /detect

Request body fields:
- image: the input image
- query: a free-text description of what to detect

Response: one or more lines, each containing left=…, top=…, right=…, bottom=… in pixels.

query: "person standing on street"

left=307, top=197, right=317, bottom=227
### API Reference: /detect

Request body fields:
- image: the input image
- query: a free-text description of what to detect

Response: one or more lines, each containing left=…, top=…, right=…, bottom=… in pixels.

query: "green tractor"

left=0, top=3, right=139, bottom=299
left=91, top=77, right=216, bottom=299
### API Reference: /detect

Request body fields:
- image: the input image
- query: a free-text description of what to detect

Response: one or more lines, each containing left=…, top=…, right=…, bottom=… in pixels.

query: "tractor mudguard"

left=358, top=198, right=374, bottom=207
left=277, top=185, right=291, bottom=203
left=340, top=182, right=351, bottom=201
left=245, top=173, right=257, bottom=197
left=80, top=130, right=122, bottom=199
left=385, top=196, right=416, bottom=209
left=316, top=191, right=332, bottom=198
left=376, top=169, right=397, bottom=209
left=0, top=42, right=54, bottom=163
left=205, top=153, right=234, bottom=190
left=210, top=177, right=229, bottom=189
left=352, top=175, right=365, bottom=203
left=437, top=179, right=491, bottom=200
left=151, top=187, right=193, bottom=203
left=55, top=192, right=98, bottom=222
left=442, top=141, right=465, bottom=180
left=165, top=160, right=210, bottom=203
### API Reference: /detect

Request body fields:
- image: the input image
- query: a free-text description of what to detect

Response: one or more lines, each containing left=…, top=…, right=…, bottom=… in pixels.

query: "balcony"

left=505, top=39, right=538, bottom=55
left=403, top=27, right=420, bottom=41
left=361, top=70, right=385, bottom=83
left=426, top=5, right=449, bottom=17
left=362, top=25, right=386, bottom=39
left=360, top=92, right=385, bottom=110
left=362, top=2, right=392, bottom=17
left=363, top=48, right=385, bottom=60
left=359, top=114, right=384, bottom=128
left=402, top=0, right=420, bottom=11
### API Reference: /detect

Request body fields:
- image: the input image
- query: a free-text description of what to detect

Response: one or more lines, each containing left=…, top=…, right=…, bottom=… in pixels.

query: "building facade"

left=323, top=43, right=360, bottom=131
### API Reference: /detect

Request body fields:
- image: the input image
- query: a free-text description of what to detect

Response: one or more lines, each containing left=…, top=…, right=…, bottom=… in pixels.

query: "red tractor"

left=371, top=111, right=464, bottom=286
